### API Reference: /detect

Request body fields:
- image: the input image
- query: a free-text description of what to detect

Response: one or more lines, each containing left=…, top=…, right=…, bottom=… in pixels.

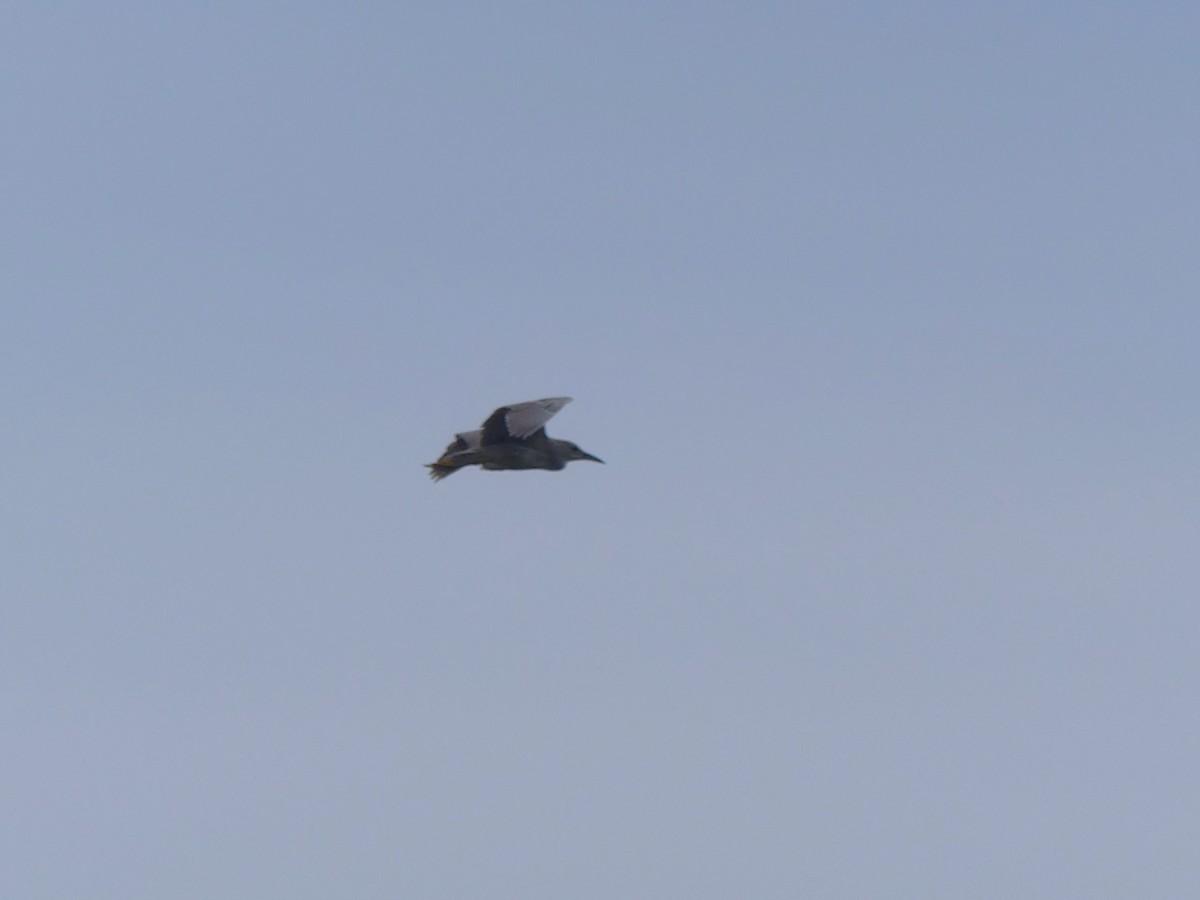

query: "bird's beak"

left=581, top=451, right=604, bottom=464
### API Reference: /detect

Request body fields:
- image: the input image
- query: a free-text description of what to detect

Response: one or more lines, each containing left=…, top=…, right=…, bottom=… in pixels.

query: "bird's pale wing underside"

left=482, top=397, right=572, bottom=443
left=442, top=430, right=482, bottom=456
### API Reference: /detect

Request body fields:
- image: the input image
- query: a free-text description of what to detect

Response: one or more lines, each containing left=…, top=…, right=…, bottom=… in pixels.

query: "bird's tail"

left=426, top=459, right=462, bottom=481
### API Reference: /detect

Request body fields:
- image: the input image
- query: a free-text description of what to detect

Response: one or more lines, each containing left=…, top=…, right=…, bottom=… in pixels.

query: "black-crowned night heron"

left=426, top=397, right=604, bottom=481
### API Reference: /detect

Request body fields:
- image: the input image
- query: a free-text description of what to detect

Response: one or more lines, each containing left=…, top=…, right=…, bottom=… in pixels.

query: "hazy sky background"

left=4, top=3, right=1199, bottom=897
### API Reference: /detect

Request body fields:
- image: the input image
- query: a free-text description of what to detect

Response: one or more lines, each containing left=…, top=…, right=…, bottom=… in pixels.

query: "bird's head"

left=564, top=442, right=604, bottom=464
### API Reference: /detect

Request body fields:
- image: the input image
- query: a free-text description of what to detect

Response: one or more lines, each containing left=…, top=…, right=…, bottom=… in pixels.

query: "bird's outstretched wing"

left=440, top=430, right=482, bottom=457
left=481, top=397, right=572, bottom=445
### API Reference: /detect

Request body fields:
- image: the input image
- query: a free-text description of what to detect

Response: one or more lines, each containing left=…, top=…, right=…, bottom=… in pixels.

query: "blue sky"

left=4, top=3, right=1199, bottom=897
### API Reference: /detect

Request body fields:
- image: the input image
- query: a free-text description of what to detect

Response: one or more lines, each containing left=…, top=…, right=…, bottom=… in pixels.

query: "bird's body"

left=426, top=397, right=603, bottom=481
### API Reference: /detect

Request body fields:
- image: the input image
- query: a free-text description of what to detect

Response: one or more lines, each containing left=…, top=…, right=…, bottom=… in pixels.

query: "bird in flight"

left=426, top=397, right=604, bottom=481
